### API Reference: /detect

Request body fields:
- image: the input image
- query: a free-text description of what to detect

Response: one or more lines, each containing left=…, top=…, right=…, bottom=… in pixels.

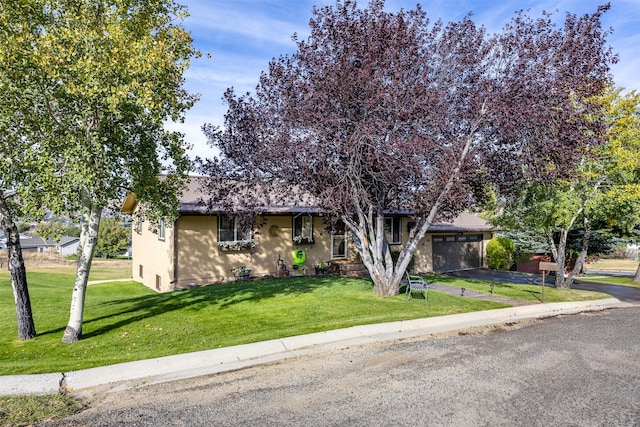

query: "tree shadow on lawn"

left=78, top=276, right=355, bottom=339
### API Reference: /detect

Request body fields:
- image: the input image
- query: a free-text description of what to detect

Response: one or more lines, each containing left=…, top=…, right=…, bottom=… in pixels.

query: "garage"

left=432, top=234, right=483, bottom=272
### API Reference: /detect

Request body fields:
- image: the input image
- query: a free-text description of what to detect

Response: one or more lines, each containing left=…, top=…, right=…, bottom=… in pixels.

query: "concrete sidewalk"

left=0, top=298, right=631, bottom=397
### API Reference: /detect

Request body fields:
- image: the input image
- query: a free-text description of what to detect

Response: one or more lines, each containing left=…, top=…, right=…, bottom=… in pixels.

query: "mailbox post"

left=538, top=261, right=559, bottom=303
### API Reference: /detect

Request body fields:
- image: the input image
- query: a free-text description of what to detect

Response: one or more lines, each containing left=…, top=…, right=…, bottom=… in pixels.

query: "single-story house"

left=51, top=236, right=81, bottom=256
left=0, top=234, right=80, bottom=255
left=15, top=235, right=52, bottom=253
left=122, top=177, right=494, bottom=292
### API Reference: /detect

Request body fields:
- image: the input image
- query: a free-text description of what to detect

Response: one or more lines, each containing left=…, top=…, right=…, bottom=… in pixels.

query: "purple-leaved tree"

left=199, top=0, right=615, bottom=296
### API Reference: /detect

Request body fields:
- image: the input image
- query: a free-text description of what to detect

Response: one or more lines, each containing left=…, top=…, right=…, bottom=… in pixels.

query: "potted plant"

left=314, top=260, right=330, bottom=275
left=293, top=235, right=314, bottom=245
left=232, top=266, right=252, bottom=280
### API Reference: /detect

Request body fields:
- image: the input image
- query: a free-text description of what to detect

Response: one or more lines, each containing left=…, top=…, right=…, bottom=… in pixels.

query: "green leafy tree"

left=96, top=218, right=130, bottom=258
left=35, top=220, right=82, bottom=239
left=0, top=1, right=59, bottom=340
left=489, top=87, right=640, bottom=287
left=486, top=236, right=515, bottom=270
left=1, top=0, right=198, bottom=342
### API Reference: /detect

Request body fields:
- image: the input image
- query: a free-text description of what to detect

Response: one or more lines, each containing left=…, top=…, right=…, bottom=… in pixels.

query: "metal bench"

left=405, top=272, right=430, bottom=303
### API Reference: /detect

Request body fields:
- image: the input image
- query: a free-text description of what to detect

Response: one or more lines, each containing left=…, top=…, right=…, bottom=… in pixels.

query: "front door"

left=331, top=221, right=346, bottom=259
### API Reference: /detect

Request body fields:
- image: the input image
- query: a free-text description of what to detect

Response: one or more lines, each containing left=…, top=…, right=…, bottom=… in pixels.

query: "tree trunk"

left=633, top=263, right=640, bottom=285
left=564, top=217, right=592, bottom=289
left=348, top=210, right=397, bottom=296
left=548, top=228, right=570, bottom=288
left=62, top=194, right=102, bottom=343
left=0, top=193, right=36, bottom=340
left=349, top=211, right=434, bottom=297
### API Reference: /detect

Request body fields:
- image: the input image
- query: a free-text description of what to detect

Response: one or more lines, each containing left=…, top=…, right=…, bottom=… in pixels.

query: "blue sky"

left=169, top=0, right=640, bottom=160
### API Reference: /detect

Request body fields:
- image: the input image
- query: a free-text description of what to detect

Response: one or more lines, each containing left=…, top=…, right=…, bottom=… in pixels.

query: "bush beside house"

left=487, top=236, right=515, bottom=270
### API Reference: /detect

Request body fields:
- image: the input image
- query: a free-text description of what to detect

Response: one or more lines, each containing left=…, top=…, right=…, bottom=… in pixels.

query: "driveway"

left=448, top=268, right=640, bottom=304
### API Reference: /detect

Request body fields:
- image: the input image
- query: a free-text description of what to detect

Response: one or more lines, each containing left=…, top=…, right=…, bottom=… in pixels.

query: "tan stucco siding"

left=173, top=215, right=340, bottom=288
left=131, top=213, right=492, bottom=292
left=131, top=220, right=175, bottom=292
left=174, top=216, right=223, bottom=287
left=411, top=237, right=433, bottom=273
left=247, top=216, right=334, bottom=277
left=389, top=218, right=433, bottom=273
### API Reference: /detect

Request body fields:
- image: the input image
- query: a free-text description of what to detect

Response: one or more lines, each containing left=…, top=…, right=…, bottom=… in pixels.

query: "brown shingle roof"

left=123, top=176, right=493, bottom=232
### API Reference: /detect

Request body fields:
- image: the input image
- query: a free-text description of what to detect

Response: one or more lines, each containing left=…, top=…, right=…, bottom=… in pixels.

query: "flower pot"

left=315, top=267, right=329, bottom=275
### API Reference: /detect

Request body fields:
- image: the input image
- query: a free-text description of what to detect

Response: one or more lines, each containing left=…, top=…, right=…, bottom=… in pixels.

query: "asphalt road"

left=42, top=306, right=640, bottom=426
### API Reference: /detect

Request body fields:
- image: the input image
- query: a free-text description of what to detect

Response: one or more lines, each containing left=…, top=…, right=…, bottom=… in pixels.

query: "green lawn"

left=424, top=274, right=610, bottom=302
left=1, top=270, right=609, bottom=376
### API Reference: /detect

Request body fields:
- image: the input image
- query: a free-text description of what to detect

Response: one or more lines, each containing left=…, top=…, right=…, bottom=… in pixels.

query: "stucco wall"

left=173, top=215, right=341, bottom=288
left=131, top=220, right=175, bottom=292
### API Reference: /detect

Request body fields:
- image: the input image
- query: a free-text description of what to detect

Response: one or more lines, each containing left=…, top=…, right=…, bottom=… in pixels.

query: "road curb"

left=0, top=298, right=631, bottom=397
left=0, top=373, right=63, bottom=396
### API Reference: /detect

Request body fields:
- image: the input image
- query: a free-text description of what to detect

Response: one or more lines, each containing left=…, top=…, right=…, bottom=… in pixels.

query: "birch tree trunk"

left=350, top=119, right=483, bottom=297
left=564, top=217, right=592, bottom=288
left=547, top=229, right=568, bottom=288
left=0, top=194, right=36, bottom=340
left=62, top=193, right=102, bottom=343
left=633, top=263, right=640, bottom=285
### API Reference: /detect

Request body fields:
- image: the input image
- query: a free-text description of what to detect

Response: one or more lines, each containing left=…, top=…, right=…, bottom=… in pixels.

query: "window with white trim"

left=293, top=214, right=314, bottom=244
left=218, top=216, right=253, bottom=249
left=158, top=219, right=165, bottom=241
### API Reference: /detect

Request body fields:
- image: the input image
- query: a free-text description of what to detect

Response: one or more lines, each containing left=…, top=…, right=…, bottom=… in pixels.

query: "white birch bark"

left=62, top=192, right=102, bottom=343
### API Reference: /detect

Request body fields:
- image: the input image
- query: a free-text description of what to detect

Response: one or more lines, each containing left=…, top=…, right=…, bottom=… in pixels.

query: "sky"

left=168, top=0, right=640, bottom=161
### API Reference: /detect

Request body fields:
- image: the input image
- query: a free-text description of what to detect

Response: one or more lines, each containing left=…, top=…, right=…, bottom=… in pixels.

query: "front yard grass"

left=0, top=268, right=613, bottom=426
left=1, top=270, right=610, bottom=376
left=1, top=273, right=508, bottom=375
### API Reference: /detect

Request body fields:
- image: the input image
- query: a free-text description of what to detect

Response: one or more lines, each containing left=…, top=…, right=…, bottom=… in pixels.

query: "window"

left=384, top=217, right=401, bottom=245
left=158, top=219, right=165, bottom=241
left=218, top=215, right=253, bottom=250
left=293, top=214, right=314, bottom=244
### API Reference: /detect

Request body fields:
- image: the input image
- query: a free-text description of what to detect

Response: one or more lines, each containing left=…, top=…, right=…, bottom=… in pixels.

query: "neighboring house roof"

left=19, top=235, right=52, bottom=250
left=15, top=235, right=80, bottom=250
left=46, top=236, right=80, bottom=247
left=122, top=176, right=493, bottom=232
